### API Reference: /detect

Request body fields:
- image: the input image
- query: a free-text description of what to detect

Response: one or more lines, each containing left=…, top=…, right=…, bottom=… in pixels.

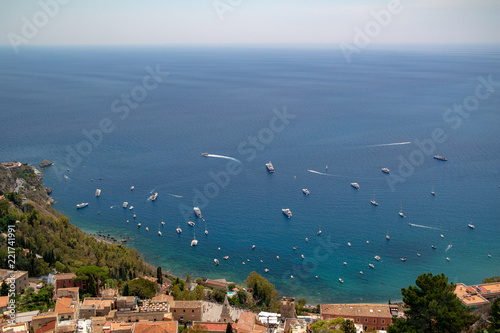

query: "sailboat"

left=399, top=204, right=405, bottom=218
left=204, top=221, right=208, bottom=235
left=176, top=223, right=182, bottom=234
left=191, top=230, right=198, bottom=246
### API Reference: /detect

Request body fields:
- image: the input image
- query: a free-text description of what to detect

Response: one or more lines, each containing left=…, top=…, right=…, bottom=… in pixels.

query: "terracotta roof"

left=151, top=294, right=174, bottom=304
left=54, top=297, right=75, bottom=314
left=35, top=320, right=56, bottom=333
left=205, top=280, right=227, bottom=288
left=58, top=287, right=79, bottom=292
left=54, top=273, right=76, bottom=280
left=33, top=314, right=58, bottom=320
left=82, top=299, right=114, bottom=309
left=172, top=301, right=202, bottom=309
left=237, top=312, right=256, bottom=333
left=321, top=304, right=392, bottom=318
left=193, top=322, right=237, bottom=332
left=0, top=296, right=8, bottom=308
left=454, top=284, right=489, bottom=307
left=477, top=282, right=500, bottom=296
left=132, top=322, right=178, bottom=333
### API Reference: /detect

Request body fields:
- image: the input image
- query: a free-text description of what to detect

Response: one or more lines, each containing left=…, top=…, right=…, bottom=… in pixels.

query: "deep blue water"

left=1, top=45, right=499, bottom=304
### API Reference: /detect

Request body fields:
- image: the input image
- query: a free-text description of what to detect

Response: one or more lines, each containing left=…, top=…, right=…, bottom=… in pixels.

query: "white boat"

left=223, top=256, right=229, bottom=260
left=176, top=224, right=182, bottom=234
left=276, top=256, right=280, bottom=260
left=264, top=268, right=269, bottom=273
left=242, top=262, right=245, bottom=265
left=290, top=275, right=294, bottom=279
left=347, top=242, right=351, bottom=247
left=201, top=153, right=209, bottom=156
left=441, top=234, right=444, bottom=238
left=76, top=202, right=89, bottom=209
left=149, top=192, right=158, bottom=201
left=266, top=161, right=275, bottom=172
left=188, top=221, right=195, bottom=227
left=381, top=168, right=390, bottom=174
left=193, top=207, right=202, bottom=218
left=360, top=271, right=363, bottom=275
left=369, top=263, right=375, bottom=268
left=129, top=206, right=134, bottom=210
left=399, top=205, right=405, bottom=218
left=370, top=199, right=378, bottom=206
left=317, top=229, right=322, bottom=235
left=95, top=189, right=101, bottom=197
left=301, top=254, right=305, bottom=259
left=417, top=253, right=421, bottom=257
left=302, top=188, right=310, bottom=195
left=137, top=223, right=141, bottom=228
left=158, top=231, right=162, bottom=236
left=374, top=256, right=381, bottom=261
left=315, top=275, right=319, bottom=279
left=205, top=228, right=208, bottom=235
left=305, top=238, right=309, bottom=242
left=252, top=245, right=256, bottom=249
left=145, top=227, right=149, bottom=231
left=214, top=259, right=219, bottom=265
left=468, top=223, right=475, bottom=229
left=350, top=182, right=360, bottom=189
left=130, top=186, right=134, bottom=190
left=123, top=202, right=128, bottom=208
left=339, top=278, right=344, bottom=283
left=161, top=221, right=165, bottom=226
left=191, top=232, right=198, bottom=246
left=446, top=257, right=450, bottom=261
left=343, top=262, right=347, bottom=265
left=431, top=185, right=436, bottom=196
left=386, top=234, right=390, bottom=240
left=133, top=214, right=136, bottom=218
left=400, top=257, right=407, bottom=262
left=282, top=208, right=292, bottom=218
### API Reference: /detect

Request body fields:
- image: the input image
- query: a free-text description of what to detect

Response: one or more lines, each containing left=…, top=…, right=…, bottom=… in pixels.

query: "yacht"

left=381, top=168, right=390, bottom=174
left=252, top=245, right=256, bottom=249
left=205, top=227, right=208, bottom=235
left=386, top=234, right=390, bottom=240
left=317, top=229, right=322, bottom=235
left=370, top=197, right=379, bottom=206
left=431, top=245, right=436, bottom=249
left=433, top=155, right=448, bottom=161
left=446, top=257, right=450, bottom=261
left=264, top=268, right=269, bottom=273
left=191, top=232, right=198, bottom=246
left=223, top=256, right=229, bottom=260
left=369, top=264, right=375, bottom=268
left=292, top=247, right=296, bottom=250
left=468, top=223, right=475, bottom=229
left=129, top=206, right=134, bottom=210
left=123, top=202, right=128, bottom=208
left=302, top=188, right=310, bottom=195
left=201, top=153, right=209, bottom=156
left=158, top=231, right=162, bottom=236
left=76, top=202, right=89, bottom=209
left=133, top=214, right=136, bottom=218
left=315, top=275, right=319, bottom=279
left=161, top=221, right=165, bottom=226
left=347, top=242, right=351, bottom=247
left=266, top=161, right=275, bottom=172
left=400, top=257, right=407, bottom=262
left=441, top=234, right=444, bottom=238
left=374, top=256, right=381, bottom=261
left=130, top=186, right=134, bottom=191
left=137, top=223, right=141, bottom=228
left=214, top=259, right=219, bottom=265
left=343, top=262, right=347, bottom=265
left=399, top=205, right=405, bottom=218
left=282, top=208, right=292, bottom=218
left=431, top=185, right=436, bottom=196
left=276, top=256, right=280, bottom=260
left=350, top=182, right=360, bottom=189
left=188, top=221, right=195, bottom=227
left=301, top=254, right=305, bottom=259
left=149, top=192, right=158, bottom=201
left=305, top=238, right=309, bottom=242
left=176, top=224, right=182, bottom=234
left=417, top=253, right=421, bottom=257
left=193, top=207, right=202, bottom=218
left=339, top=278, right=344, bottom=283
left=145, top=227, right=149, bottom=231
left=95, top=189, right=101, bottom=197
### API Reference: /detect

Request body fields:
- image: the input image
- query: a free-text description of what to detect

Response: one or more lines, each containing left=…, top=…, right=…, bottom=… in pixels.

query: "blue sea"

left=1, top=45, right=499, bottom=304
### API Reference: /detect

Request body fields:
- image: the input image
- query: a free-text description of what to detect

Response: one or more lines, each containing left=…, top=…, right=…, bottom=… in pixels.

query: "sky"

left=0, top=0, right=499, bottom=47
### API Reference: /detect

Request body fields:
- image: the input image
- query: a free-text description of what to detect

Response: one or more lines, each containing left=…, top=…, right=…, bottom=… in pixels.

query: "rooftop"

left=132, top=322, right=178, bottom=333
left=321, top=304, right=392, bottom=318
left=192, top=322, right=237, bottom=332
left=54, top=273, right=76, bottom=280
left=476, top=282, right=500, bottom=296
left=454, top=283, right=489, bottom=307
left=55, top=297, right=75, bottom=314
left=172, top=300, right=202, bottom=309
left=82, top=299, right=114, bottom=309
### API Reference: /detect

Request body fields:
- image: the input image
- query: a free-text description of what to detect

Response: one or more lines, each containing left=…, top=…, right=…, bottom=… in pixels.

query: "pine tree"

left=157, top=266, right=163, bottom=285
left=0, top=282, right=8, bottom=296
left=225, top=322, right=233, bottom=333
left=122, top=283, right=130, bottom=296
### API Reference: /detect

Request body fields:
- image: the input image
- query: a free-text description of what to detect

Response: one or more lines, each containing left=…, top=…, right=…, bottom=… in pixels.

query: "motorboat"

left=193, top=207, right=202, bottom=218
left=191, top=233, right=198, bottom=246
left=158, top=231, right=162, bottom=236
left=145, top=227, right=149, bottom=231
left=433, top=155, right=448, bottom=161
left=266, top=161, right=275, bottom=172
left=350, top=182, right=360, bottom=189
left=176, top=224, right=182, bottom=233
left=223, top=256, right=229, bottom=260
left=95, top=189, right=101, bottom=197
left=374, top=256, right=381, bottom=261
left=381, top=168, right=390, bottom=174
left=149, top=192, right=158, bottom=201
left=137, top=223, right=141, bottom=228
left=282, top=208, right=292, bottom=218
left=302, top=188, right=310, bottom=195
left=400, top=257, right=407, bottom=262
left=468, top=223, right=475, bottom=229
left=369, top=264, right=375, bottom=268
left=130, top=186, right=134, bottom=190
left=188, top=221, right=195, bottom=227
left=339, top=278, right=344, bottom=283
left=129, top=206, right=134, bottom=210
left=201, top=153, right=209, bottom=156
left=76, top=202, right=89, bottom=209
left=123, top=202, right=128, bottom=208
left=214, top=259, right=219, bottom=265
left=264, top=268, right=269, bottom=273
left=252, top=245, right=256, bottom=249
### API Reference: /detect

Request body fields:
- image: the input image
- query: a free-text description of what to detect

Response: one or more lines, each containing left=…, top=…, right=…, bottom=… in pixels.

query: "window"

left=183, top=309, right=186, bottom=312
left=364, top=318, right=368, bottom=322
left=373, top=319, right=376, bottom=323
left=382, top=320, right=385, bottom=324
left=192, top=310, right=194, bottom=313
left=356, top=318, right=360, bottom=322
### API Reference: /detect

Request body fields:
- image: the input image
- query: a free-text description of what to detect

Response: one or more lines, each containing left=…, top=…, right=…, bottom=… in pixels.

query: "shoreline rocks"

left=39, top=160, right=53, bottom=168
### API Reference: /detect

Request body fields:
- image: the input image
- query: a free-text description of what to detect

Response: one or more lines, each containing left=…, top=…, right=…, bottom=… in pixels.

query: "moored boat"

left=266, top=161, right=275, bottom=172
left=302, top=188, right=310, bottom=195
left=350, top=182, right=360, bottom=189
left=282, top=208, right=292, bottom=218
left=381, top=168, right=390, bottom=174
left=433, top=155, right=448, bottom=161
left=76, top=202, right=89, bottom=209
left=95, top=189, right=101, bottom=197
left=193, top=207, right=202, bottom=218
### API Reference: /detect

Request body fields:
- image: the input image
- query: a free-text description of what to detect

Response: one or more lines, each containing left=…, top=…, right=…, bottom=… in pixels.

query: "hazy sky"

left=1, top=0, right=499, bottom=46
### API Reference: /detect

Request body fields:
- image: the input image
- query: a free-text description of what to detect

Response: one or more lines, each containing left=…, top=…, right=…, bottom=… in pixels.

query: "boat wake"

left=63, top=175, right=71, bottom=180
left=307, top=169, right=351, bottom=178
left=168, top=194, right=184, bottom=199
left=408, top=223, right=440, bottom=230
left=445, top=244, right=453, bottom=252
left=206, top=154, right=242, bottom=163
left=366, top=141, right=412, bottom=148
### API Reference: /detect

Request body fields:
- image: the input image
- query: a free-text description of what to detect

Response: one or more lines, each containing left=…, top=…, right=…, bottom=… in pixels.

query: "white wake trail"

left=367, top=141, right=412, bottom=147
left=408, top=223, right=441, bottom=230
left=445, top=244, right=453, bottom=252
left=169, top=194, right=184, bottom=198
left=206, top=154, right=242, bottom=164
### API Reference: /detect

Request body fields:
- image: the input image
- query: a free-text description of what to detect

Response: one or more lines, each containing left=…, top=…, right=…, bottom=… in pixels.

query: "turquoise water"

left=1, top=45, right=499, bottom=304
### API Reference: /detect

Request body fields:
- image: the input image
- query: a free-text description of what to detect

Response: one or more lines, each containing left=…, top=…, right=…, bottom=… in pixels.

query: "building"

left=0, top=162, right=22, bottom=171
left=0, top=269, right=29, bottom=294
left=0, top=296, right=9, bottom=312
left=1, top=322, right=29, bottom=333
left=54, top=297, right=79, bottom=321
left=113, top=311, right=171, bottom=323
left=280, top=297, right=297, bottom=319
left=116, top=296, right=138, bottom=311
left=171, top=301, right=204, bottom=322
left=32, top=314, right=58, bottom=333
left=56, top=288, right=80, bottom=301
left=131, top=322, right=178, bottom=333
left=220, top=295, right=232, bottom=323
left=475, top=282, right=500, bottom=300
left=284, top=319, right=308, bottom=333
left=53, top=274, right=85, bottom=293
left=192, top=322, right=237, bottom=333
left=205, top=279, right=228, bottom=290
left=80, top=299, right=116, bottom=319
left=454, top=283, right=490, bottom=308
left=320, top=304, right=393, bottom=332
left=236, top=312, right=266, bottom=333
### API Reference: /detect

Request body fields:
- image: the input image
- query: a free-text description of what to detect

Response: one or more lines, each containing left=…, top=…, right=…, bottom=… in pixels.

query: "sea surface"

left=1, top=45, right=499, bottom=304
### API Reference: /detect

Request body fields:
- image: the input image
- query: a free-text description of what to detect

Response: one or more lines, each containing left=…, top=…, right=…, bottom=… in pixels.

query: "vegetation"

left=490, top=298, right=500, bottom=331
left=225, top=323, right=233, bottom=333
left=483, top=276, right=500, bottom=284
left=388, top=273, right=478, bottom=333
left=0, top=165, right=155, bottom=282
left=157, top=266, right=163, bottom=285
left=311, top=318, right=346, bottom=333
left=15, top=284, right=55, bottom=312
left=339, top=320, right=356, bottom=333
left=244, top=271, right=280, bottom=312
left=127, top=278, right=159, bottom=299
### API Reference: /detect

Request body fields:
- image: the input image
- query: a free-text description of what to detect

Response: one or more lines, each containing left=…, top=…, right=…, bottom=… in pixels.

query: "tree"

left=244, top=271, right=279, bottom=311
left=122, top=283, right=130, bottom=296
left=157, top=266, right=163, bottom=285
left=74, top=266, right=108, bottom=293
left=340, top=319, right=356, bottom=333
left=311, top=318, right=344, bottom=333
left=88, top=275, right=97, bottom=297
left=491, top=298, right=500, bottom=330
left=194, top=284, right=205, bottom=300
left=227, top=283, right=236, bottom=290
left=225, top=323, right=233, bottom=333
left=128, top=278, right=158, bottom=299
left=483, top=276, right=500, bottom=284
left=0, top=282, right=8, bottom=296
left=388, top=273, right=478, bottom=333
